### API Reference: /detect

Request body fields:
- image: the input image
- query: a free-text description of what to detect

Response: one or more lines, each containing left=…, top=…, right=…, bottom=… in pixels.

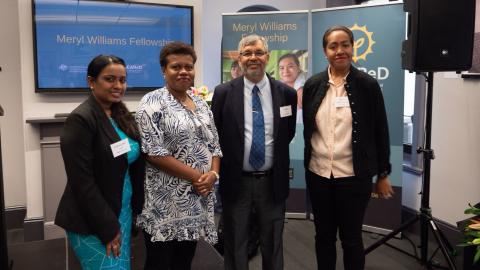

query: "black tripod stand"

left=365, top=72, right=457, bottom=269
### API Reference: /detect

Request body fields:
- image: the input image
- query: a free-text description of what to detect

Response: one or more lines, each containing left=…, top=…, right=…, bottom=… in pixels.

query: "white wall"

left=0, top=0, right=27, bottom=208
left=430, top=73, right=480, bottom=225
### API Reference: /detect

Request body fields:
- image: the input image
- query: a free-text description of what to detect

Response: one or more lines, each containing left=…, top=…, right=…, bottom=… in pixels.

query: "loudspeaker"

left=401, top=0, right=476, bottom=72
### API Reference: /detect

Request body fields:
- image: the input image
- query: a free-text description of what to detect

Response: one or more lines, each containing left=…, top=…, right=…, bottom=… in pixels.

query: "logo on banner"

left=349, top=23, right=375, bottom=63
left=348, top=23, right=389, bottom=82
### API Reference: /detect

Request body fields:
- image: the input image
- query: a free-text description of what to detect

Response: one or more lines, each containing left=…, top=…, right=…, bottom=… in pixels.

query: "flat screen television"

left=32, top=0, right=193, bottom=93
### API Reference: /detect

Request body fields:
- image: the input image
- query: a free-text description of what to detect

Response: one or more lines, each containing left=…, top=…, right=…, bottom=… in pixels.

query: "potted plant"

left=458, top=203, right=480, bottom=270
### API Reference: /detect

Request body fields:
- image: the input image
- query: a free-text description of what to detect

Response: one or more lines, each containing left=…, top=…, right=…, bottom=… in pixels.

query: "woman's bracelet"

left=209, top=170, right=220, bottom=181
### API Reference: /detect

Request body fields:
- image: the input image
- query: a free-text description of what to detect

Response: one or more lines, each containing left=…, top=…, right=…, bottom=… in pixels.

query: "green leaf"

left=474, top=247, right=480, bottom=264
left=465, top=205, right=480, bottom=215
left=465, top=231, right=480, bottom=238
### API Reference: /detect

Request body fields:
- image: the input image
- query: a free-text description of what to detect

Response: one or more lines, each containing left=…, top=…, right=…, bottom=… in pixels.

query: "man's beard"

left=245, top=68, right=263, bottom=79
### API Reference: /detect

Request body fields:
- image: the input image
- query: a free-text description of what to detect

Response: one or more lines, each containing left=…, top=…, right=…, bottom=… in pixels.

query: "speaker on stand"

left=366, top=0, right=476, bottom=269
left=401, top=0, right=475, bottom=72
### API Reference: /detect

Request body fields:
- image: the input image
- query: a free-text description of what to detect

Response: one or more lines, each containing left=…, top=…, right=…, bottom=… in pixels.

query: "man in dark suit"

left=211, top=34, right=297, bottom=270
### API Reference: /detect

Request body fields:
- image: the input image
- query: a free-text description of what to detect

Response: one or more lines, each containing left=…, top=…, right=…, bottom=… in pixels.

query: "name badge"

left=280, top=105, right=292, bottom=118
left=335, top=97, right=350, bottom=108
left=110, top=138, right=131, bottom=158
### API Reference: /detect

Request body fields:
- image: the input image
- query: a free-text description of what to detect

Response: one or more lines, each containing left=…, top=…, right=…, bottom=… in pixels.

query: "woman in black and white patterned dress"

left=135, top=42, right=222, bottom=270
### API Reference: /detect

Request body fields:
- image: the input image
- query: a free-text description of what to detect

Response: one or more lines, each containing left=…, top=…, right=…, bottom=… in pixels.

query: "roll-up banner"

left=312, top=3, right=405, bottom=231
left=222, top=11, right=309, bottom=217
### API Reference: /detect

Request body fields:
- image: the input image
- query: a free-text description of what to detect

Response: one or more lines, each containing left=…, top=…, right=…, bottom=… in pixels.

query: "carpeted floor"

left=7, top=218, right=460, bottom=270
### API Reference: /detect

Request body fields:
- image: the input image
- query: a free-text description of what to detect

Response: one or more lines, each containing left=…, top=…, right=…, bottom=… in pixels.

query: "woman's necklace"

left=177, top=95, right=188, bottom=105
left=175, top=93, right=195, bottom=111
left=330, top=71, right=348, bottom=87
left=167, top=87, right=188, bottom=105
left=331, top=76, right=345, bottom=87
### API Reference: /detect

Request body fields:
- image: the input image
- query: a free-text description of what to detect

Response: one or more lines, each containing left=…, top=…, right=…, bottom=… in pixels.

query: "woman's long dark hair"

left=87, top=55, right=140, bottom=141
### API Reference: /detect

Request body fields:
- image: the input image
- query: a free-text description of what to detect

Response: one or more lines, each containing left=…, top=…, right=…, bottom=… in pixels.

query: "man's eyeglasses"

left=239, top=51, right=267, bottom=58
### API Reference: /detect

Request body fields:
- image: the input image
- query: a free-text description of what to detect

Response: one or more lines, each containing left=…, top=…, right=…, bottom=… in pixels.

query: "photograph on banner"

left=312, top=3, right=405, bottom=230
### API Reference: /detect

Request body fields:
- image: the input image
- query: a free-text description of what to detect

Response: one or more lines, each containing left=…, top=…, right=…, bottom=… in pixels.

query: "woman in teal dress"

left=55, top=55, right=145, bottom=269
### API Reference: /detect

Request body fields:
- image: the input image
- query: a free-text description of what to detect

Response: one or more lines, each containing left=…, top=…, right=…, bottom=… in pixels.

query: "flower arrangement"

left=191, top=85, right=213, bottom=105
left=459, top=204, right=480, bottom=265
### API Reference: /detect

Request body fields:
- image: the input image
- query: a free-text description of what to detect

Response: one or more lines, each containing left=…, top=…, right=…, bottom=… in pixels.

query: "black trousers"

left=306, top=170, right=372, bottom=270
left=143, top=231, right=197, bottom=270
left=222, top=174, right=285, bottom=270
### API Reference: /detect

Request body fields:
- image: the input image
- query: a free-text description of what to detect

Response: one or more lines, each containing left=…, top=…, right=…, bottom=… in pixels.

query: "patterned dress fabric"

left=135, top=87, right=222, bottom=245
left=67, top=119, right=140, bottom=270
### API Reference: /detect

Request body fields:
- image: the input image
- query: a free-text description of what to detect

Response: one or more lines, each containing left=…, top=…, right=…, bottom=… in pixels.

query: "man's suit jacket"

left=55, top=95, right=145, bottom=244
left=211, top=75, right=297, bottom=203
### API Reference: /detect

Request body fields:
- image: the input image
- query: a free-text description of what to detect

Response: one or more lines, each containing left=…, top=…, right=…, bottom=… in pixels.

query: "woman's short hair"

left=159, top=42, right=197, bottom=69
left=322, top=25, right=354, bottom=49
left=278, top=53, right=300, bottom=67
left=87, top=55, right=125, bottom=79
